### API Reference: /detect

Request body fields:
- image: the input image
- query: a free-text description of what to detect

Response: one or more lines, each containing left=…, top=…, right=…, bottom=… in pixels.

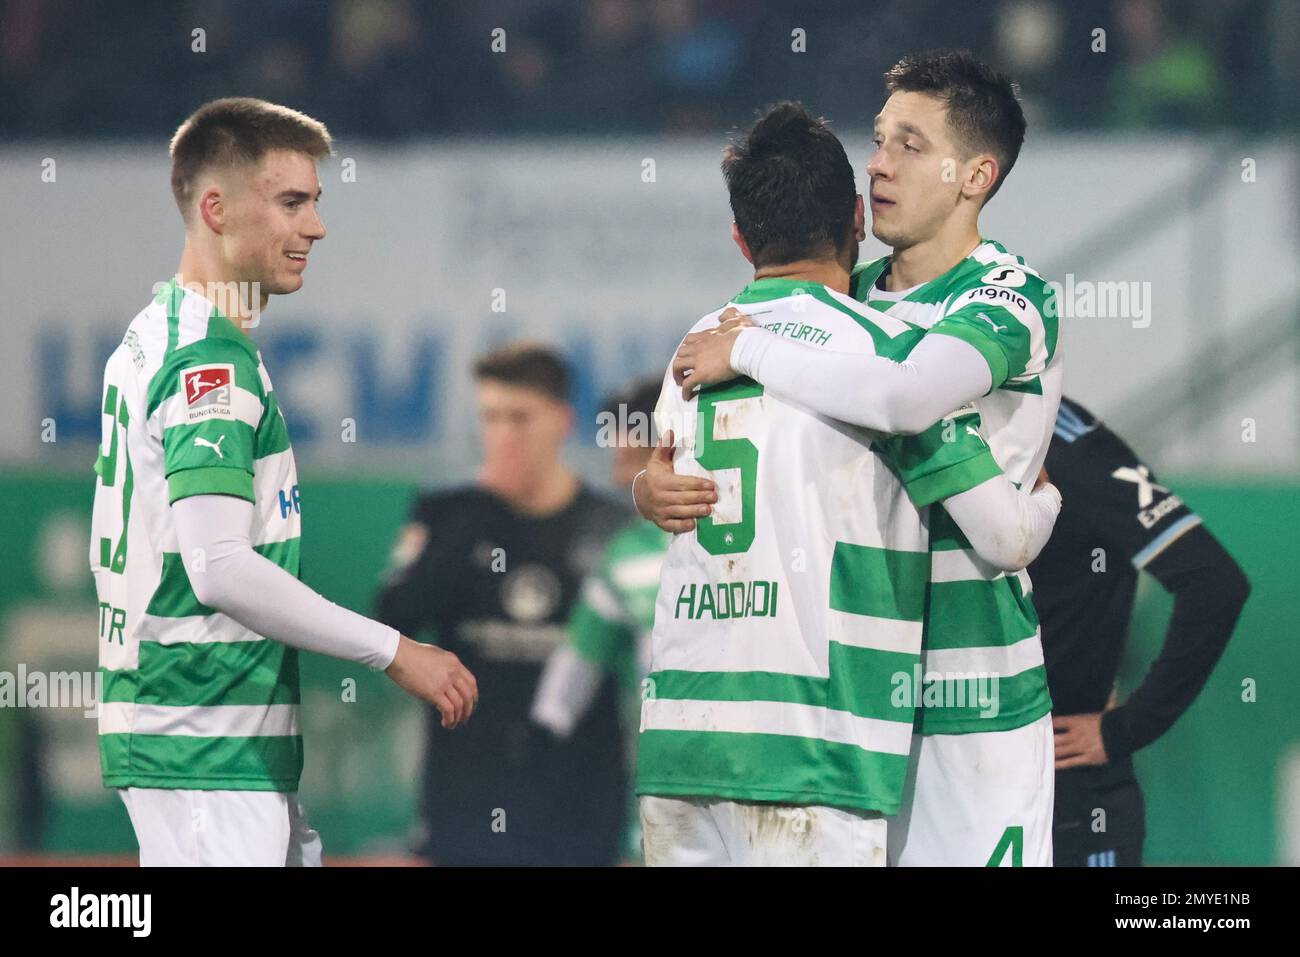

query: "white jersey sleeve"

left=171, top=494, right=400, bottom=670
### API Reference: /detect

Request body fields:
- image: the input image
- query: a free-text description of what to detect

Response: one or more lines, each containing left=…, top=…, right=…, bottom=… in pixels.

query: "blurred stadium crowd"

left=0, top=0, right=1291, bottom=138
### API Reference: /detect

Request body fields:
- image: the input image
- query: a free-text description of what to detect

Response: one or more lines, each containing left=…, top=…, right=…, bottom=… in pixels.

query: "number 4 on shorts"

left=986, top=825, right=1023, bottom=867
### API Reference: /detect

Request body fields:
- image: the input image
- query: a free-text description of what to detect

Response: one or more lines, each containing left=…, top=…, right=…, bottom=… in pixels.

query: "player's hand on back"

left=673, top=307, right=756, bottom=399
left=714, top=307, right=757, bottom=335
left=386, top=636, right=479, bottom=728
left=634, top=430, right=716, bottom=534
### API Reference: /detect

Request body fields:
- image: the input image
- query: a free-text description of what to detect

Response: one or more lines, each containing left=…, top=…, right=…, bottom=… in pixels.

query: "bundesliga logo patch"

left=179, top=363, right=234, bottom=423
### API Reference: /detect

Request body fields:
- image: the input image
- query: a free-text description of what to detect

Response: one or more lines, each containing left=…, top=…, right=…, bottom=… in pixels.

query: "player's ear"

left=962, top=154, right=998, bottom=204
left=854, top=194, right=866, bottom=241
left=198, top=186, right=226, bottom=234
left=731, top=223, right=754, bottom=265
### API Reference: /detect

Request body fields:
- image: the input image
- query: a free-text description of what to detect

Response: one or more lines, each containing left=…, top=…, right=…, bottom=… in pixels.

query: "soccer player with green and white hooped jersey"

left=93, top=277, right=308, bottom=793
left=92, top=98, right=476, bottom=867
left=846, top=244, right=1060, bottom=867
left=851, top=243, right=1059, bottom=738
left=668, top=53, right=1061, bottom=865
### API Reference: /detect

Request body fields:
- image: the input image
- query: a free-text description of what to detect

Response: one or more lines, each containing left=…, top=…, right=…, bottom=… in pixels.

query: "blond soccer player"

left=90, top=98, right=477, bottom=867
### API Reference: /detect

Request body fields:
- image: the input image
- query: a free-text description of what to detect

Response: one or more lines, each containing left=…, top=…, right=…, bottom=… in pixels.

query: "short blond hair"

left=169, top=97, right=332, bottom=221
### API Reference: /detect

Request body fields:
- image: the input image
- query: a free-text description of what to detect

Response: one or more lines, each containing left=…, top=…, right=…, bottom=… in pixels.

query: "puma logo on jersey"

left=965, top=425, right=985, bottom=443
left=194, top=435, right=226, bottom=459
left=977, top=312, right=1007, bottom=333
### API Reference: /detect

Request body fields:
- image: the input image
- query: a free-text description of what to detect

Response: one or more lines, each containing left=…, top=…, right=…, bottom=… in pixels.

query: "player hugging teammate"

left=636, top=50, right=1064, bottom=866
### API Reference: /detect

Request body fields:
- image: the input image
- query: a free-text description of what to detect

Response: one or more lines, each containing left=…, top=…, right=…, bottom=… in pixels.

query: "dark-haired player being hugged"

left=377, top=343, right=630, bottom=866
left=1030, top=397, right=1250, bottom=866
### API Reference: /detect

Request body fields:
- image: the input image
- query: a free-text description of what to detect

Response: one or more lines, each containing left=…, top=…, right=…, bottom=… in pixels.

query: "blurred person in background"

left=0, top=715, right=47, bottom=854
left=1108, top=0, right=1223, bottom=128
left=376, top=343, right=630, bottom=866
left=1031, top=396, right=1250, bottom=866
left=530, top=375, right=668, bottom=864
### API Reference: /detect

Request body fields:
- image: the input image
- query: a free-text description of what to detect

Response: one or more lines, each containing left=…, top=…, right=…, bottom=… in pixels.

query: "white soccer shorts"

left=118, top=787, right=323, bottom=867
left=640, top=795, right=887, bottom=867
left=888, top=712, right=1054, bottom=866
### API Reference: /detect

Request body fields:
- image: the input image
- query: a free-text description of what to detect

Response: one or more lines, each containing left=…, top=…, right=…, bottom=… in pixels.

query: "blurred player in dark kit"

left=377, top=343, right=629, bottom=865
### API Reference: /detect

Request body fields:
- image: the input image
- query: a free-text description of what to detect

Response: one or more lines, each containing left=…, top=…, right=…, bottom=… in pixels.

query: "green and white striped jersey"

left=852, top=239, right=1063, bottom=735
left=570, top=519, right=670, bottom=694
left=90, top=278, right=304, bottom=791
left=636, top=277, right=1002, bottom=814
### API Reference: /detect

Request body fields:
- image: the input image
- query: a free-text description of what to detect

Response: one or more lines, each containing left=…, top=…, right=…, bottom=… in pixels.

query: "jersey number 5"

left=693, top=379, right=763, bottom=556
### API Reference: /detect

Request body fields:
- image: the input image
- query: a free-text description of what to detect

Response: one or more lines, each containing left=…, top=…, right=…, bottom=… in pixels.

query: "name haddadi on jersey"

left=635, top=277, right=1004, bottom=814
left=852, top=239, right=1062, bottom=736
left=91, top=278, right=304, bottom=791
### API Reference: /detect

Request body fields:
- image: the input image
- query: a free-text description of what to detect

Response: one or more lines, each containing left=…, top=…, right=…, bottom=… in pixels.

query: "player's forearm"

left=172, top=494, right=401, bottom=670
left=1101, top=534, right=1250, bottom=758
left=530, top=644, right=604, bottom=739
left=730, top=327, right=992, bottom=435
left=942, top=476, right=1062, bottom=572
